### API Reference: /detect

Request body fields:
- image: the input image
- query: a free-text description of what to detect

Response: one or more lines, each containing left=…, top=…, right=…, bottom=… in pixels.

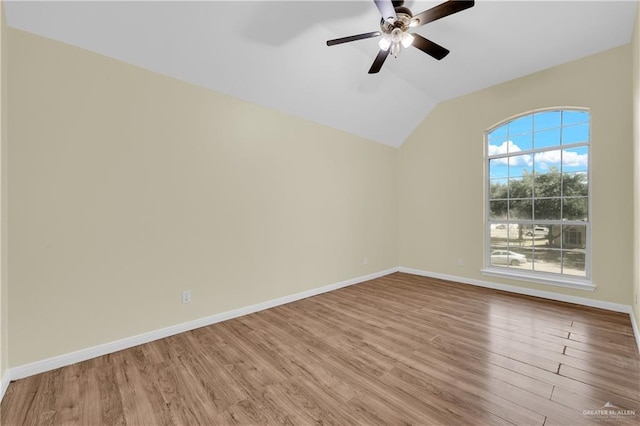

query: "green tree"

left=489, top=167, right=587, bottom=246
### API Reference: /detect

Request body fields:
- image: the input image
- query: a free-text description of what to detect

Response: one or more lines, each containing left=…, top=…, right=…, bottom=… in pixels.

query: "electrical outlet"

left=636, top=292, right=638, bottom=305
left=364, top=257, right=369, bottom=265
left=182, top=290, right=192, bottom=304
left=457, top=258, right=464, bottom=267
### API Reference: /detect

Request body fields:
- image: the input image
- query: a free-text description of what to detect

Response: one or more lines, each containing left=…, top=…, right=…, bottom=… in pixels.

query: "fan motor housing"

left=394, top=6, right=413, bottom=17
left=380, top=8, right=413, bottom=33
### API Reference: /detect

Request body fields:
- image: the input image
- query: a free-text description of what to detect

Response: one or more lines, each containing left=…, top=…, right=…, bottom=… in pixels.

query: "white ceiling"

left=4, top=1, right=638, bottom=147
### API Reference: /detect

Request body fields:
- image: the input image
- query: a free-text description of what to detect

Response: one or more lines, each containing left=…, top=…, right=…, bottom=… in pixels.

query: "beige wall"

left=633, top=4, right=640, bottom=332
left=5, top=16, right=639, bottom=369
left=0, top=1, right=7, bottom=380
left=7, top=28, right=398, bottom=366
left=399, top=45, right=633, bottom=305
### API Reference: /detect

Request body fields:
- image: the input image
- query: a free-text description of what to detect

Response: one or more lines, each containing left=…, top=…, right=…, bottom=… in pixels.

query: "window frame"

left=481, top=107, right=594, bottom=291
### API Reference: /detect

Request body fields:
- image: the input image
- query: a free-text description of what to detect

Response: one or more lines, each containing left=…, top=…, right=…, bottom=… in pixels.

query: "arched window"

left=484, top=108, right=592, bottom=289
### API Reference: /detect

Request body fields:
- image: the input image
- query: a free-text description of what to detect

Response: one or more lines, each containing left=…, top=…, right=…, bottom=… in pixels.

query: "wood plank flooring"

left=2, top=272, right=639, bottom=425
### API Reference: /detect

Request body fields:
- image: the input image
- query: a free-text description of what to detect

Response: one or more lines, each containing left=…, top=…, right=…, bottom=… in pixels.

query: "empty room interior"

left=0, top=0, right=640, bottom=424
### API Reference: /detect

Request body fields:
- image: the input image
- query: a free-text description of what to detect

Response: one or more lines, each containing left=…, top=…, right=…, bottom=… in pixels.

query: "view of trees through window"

left=486, top=109, right=589, bottom=279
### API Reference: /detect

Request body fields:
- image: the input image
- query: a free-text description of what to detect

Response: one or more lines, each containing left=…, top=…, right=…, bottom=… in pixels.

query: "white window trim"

left=481, top=267, right=595, bottom=291
left=484, top=107, right=593, bottom=290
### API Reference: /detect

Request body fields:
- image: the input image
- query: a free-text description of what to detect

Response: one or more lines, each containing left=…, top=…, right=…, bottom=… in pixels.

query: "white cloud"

left=533, top=150, right=560, bottom=171
left=561, top=150, right=588, bottom=168
left=533, top=150, right=588, bottom=171
left=490, top=141, right=587, bottom=171
left=488, top=140, right=517, bottom=156
left=488, top=141, right=532, bottom=166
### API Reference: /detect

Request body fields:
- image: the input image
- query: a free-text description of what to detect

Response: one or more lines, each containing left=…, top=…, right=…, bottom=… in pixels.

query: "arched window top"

left=487, top=108, right=590, bottom=157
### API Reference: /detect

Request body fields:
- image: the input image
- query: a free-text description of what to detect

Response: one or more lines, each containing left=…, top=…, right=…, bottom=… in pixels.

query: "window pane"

left=489, top=158, right=508, bottom=179
left=562, top=147, right=588, bottom=173
left=524, top=224, right=546, bottom=237
left=500, top=224, right=520, bottom=242
left=534, top=111, right=561, bottom=131
left=490, top=223, right=510, bottom=248
left=510, top=132, right=533, bottom=152
left=562, top=225, right=586, bottom=249
left=531, top=224, right=549, bottom=241
left=489, top=200, right=508, bottom=219
left=490, top=224, right=510, bottom=265
left=488, top=125, right=508, bottom=142
left=490, top=247, right=529, bottom=268
left=562, top=110, right=589, bottom=126
left=508, top=177, right=532, bottom=198
left=534, top=149, right=561, bottom=175
left=489, top=178, right=508, bottom=199
left=509, top=200, right=532, bottom=220
left=562, top=250, right=586, bottom=277
left=489, top=249, right=507, bottom=268
left=563, top=197, right=588, bottom=221
left=534, top=198, right=561, bottom=220
left=488, top=139, right=509, bottom=158
left=513, top=223, right=535, bottom=249
left=562, top=172, right=588, bottom=196
left=508, top=154, right=533, bottom=178
left=533, top=248, right=562, bottom=274
left=509, top=115, right=532, bottom=136
left=534, top=127, right=561, bottom=150
left=512, top=248, right=533, bottom=271
left=562, top=123, right=589, bottom=145
left=546, top=225, right=563, bottom=248
left=534, top=171, right=561, bottom=197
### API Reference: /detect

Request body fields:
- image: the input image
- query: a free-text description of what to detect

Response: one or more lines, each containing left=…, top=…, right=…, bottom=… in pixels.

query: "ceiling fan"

left=326, top=0, right=475, bottom=74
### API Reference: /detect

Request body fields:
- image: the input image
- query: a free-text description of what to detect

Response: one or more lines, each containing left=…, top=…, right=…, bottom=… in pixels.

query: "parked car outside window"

left=490, top=250, right=527, bottom=266
left=525, top=226, right=548, bottom=236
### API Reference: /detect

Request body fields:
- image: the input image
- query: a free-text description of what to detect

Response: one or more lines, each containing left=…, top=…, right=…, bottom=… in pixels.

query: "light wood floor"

left=2, top=273, right=639, bottom=425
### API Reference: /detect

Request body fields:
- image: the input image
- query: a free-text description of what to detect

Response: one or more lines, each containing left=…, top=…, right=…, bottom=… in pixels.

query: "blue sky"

left=488, top=110, right=589, bottom=180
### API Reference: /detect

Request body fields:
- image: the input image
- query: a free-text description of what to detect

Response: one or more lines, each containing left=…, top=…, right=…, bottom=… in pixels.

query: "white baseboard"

left=7, top=267, right=399, bottom=383
left=630, top=309, right=640, bottom=354
left=0, top=369, right=9, bottom=402
left=399, top=267, right=639, bottom=353
left=399, top=267, right=632, bottom=313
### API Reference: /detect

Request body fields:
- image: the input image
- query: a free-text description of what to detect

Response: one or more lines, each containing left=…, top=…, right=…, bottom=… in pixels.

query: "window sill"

left=480, top=267, right=596, bottom=291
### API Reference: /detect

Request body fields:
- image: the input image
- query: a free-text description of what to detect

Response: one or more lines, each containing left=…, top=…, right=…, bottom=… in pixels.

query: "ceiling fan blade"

left=411, top=34, right=450, bottom=60
left=326, top=31, right=382, bottom=46
left=368, top=49, right=390, bottom=74
left=412, top=0, right=474, bottom=27
left=374, top=0, right=397, bottom=21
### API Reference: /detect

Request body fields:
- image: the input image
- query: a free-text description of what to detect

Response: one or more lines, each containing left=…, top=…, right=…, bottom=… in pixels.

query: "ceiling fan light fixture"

left=390, top=27, right=403, bottom=43
left=401, top=32, right=414, bottom=48
left=390, top=42, right=401, bottom=57
left=378, top=36, right=391, bottom=51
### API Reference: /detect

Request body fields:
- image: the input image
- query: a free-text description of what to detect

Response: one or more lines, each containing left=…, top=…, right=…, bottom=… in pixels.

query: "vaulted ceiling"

left=4, top=1, right=638, bottom=147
